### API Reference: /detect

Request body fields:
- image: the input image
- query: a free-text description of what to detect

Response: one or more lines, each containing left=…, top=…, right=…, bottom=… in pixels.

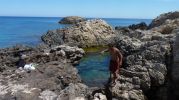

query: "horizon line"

left=0, top=15, right=153, bottom=20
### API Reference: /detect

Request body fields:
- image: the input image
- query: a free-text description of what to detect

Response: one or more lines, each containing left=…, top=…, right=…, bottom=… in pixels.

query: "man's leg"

left=114, top=69, right=119, bottom=82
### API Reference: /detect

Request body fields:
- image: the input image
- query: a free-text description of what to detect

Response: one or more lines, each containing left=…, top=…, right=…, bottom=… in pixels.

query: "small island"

left=59, top=16, right=86, bottom=24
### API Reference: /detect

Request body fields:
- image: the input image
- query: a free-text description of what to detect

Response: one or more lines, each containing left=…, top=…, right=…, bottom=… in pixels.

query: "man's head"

left=108, top=43, right=115, bottom=49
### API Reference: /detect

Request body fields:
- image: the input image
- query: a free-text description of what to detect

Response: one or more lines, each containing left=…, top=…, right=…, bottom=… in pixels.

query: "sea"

left=0, top=16, right=152, bottom=48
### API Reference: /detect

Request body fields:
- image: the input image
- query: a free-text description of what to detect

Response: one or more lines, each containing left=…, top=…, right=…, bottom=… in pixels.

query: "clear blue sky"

left=0, top=0, right=178, bottom=19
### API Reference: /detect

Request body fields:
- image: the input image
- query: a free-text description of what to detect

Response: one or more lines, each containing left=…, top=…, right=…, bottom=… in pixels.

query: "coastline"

left=0, top=11, right=179, bottom=99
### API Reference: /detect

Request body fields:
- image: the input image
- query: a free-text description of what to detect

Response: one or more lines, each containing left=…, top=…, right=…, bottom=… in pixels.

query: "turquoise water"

left=0, top=16, right=152, bottom=48
left=77, top=52, right=110, bottom=87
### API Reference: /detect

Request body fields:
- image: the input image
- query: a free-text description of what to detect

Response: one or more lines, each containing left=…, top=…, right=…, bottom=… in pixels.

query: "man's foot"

left=110, top=81, right=116, bottom=87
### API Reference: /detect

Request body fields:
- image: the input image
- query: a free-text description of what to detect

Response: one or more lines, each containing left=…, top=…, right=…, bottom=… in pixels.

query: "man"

left=108, top=44, right=123, bottom=85
left=102, top=44, right=123, bottom=85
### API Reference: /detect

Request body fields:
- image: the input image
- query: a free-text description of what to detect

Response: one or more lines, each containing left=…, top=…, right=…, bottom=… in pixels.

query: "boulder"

left=42, top=19, right=115, bottom=47
left=59, top=16, right=86, bottom=24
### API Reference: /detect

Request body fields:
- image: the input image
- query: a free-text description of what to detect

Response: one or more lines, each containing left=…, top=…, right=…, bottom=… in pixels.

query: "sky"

left=0, top=0, right=179, bottom=19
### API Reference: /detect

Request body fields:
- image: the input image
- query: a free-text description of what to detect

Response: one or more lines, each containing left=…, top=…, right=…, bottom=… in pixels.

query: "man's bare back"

left=109, top=47, right=122, bottom=63
left=108, top=46, right=123, bottom=85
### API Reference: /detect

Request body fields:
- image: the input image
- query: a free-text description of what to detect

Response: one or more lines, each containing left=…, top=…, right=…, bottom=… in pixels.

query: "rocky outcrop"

left=0, top=45, right=90, bottom=100
left=107, top=29, right=175, bottom=100
left=59, top=16, right=86, bottom=24
left=148, top=11, right=179, bottom=34
left=42, top=19, right=115, bottom=47
left=149, top=11, right=179, bottom=29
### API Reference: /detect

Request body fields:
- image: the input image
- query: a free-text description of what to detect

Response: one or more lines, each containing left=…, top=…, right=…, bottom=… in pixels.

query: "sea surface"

left=0, top=16, right=152, bottom=48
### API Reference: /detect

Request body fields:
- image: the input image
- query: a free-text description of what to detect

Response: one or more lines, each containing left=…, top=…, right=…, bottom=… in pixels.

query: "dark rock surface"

left=59, top=16, right=86, bottom=24
left=42, top=19, right=115, bottom=48
left=171, top=29, right=179, bottom=99
left=128, top=22, right=148, bottom=30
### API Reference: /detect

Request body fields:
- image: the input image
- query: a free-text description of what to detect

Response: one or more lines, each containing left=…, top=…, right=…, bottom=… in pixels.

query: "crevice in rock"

left=145, top=41, right=174, bottom=100
left=167, top=42, right=176, bottom=100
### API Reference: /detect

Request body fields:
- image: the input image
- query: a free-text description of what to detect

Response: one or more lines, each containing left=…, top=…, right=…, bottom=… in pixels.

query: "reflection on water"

left=76, top=52, right=110, bottom=87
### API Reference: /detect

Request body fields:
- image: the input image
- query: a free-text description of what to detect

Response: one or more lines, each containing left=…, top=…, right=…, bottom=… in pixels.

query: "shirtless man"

left=110, top=45, right=123, bottom=84
left=103, top=44, right=123, bottom=85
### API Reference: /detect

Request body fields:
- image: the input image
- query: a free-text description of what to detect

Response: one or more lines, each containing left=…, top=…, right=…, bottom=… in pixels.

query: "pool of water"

left=76, top=52, right=110, bottom=87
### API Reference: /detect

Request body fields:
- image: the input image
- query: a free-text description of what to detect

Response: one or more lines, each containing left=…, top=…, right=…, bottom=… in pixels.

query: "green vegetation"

left=83, top=46, right=108, bottom=53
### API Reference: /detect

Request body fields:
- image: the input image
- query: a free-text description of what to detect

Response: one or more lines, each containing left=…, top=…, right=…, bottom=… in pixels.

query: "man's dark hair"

left=108, top=43, right=115, bottom=47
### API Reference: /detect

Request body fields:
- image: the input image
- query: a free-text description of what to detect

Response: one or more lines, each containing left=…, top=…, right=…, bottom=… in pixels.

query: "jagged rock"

left=149, top=11, right=179, bottom=28
left=148, top=11, right=179, bottom=34
left=42, top=19, right=115, bottom=47
left=59, top=16, right=86, bottom=24
left=109, top=28, right=174, bottom=100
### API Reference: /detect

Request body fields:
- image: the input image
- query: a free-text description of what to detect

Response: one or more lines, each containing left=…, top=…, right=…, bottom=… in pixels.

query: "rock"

left=149, top=11, right=179, bottom=28
left=57, top=83, right=90, bottom=100
left=148, top=11, right=179, bottom=34
left=49, top=45, right=85, bottom=64
left=172, top=30, right=179, bottom=99
left=94, top=93, right=107, bottom=100
left=109, top=27, right=174, bottom=100
left=128, top=22, right=148, bottom=30
left=42, top=19, right=115, bottom=47
left=0, top=45, right=85, bottom=100
left=39, top=90, right=58, bottom=100
left=59, top=16, right=86, bottom=24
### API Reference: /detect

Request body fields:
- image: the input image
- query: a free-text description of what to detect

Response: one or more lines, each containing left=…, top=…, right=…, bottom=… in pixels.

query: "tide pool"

left=76, top=52, right=110, bottom=87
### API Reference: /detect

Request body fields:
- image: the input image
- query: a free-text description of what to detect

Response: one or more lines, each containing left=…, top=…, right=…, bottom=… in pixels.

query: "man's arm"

left=100, top=49, right=108, bottom=54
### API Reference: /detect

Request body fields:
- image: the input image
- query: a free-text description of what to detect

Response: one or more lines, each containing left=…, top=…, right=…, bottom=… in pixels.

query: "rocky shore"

left=1, top=11, right=179, bottom=100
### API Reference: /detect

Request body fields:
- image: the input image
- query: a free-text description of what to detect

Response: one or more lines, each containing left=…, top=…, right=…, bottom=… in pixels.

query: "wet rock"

left=59, top=16, right=86, bottom=24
